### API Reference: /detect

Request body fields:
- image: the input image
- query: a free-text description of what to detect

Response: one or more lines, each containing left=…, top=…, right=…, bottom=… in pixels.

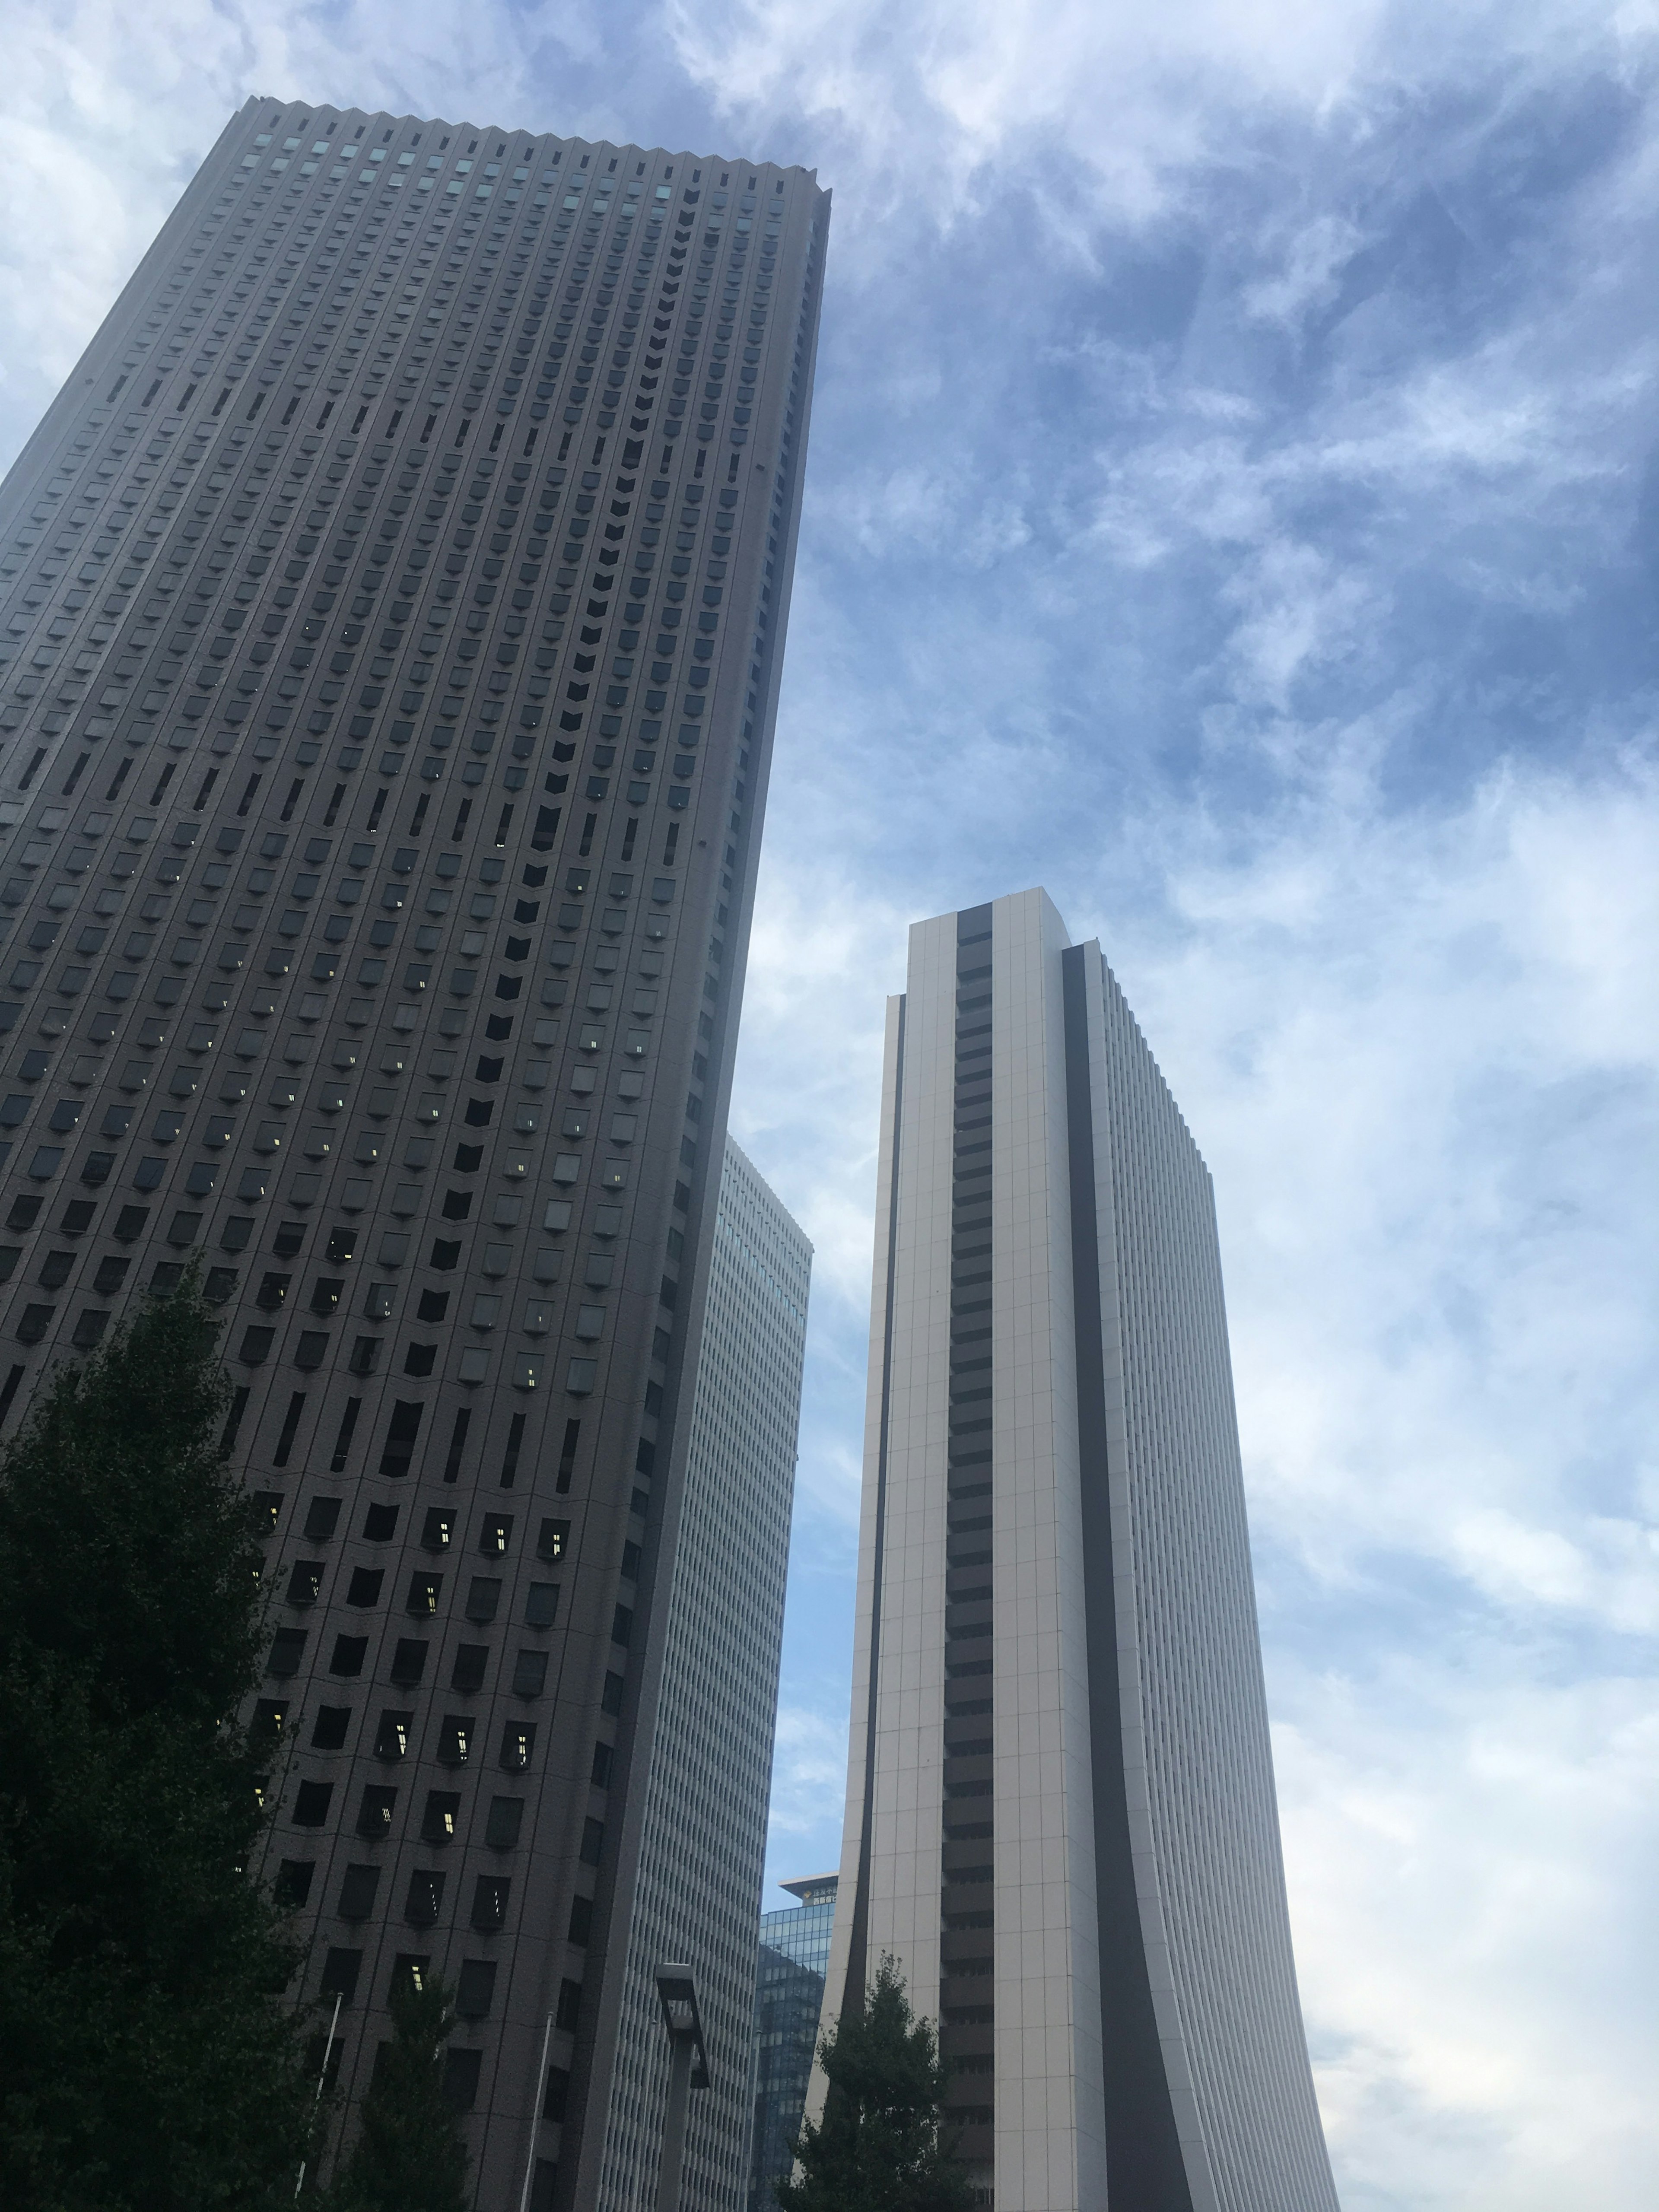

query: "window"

left=286, top=1560, right=324, bottom=1606
left=292, top=1780, right=333, bottom=1826
left=555, top=1977, right=582, bottom=2031
left=451, top=1643, right=488, bottom=1693
left=422, top=1791, right=461, bottom=1846
left=524, top=1583, right=559, bottom=1628
left=404, top=1869, right=445, bottom=1925
left=363, top=1501, right=399, bottom=1540
left=321, top=1948, right=362, bottom=2001
left=375, top=1710, right=413, bottom=1760
left=465, top=1576, right=500, bottom=1624
left=537, top=1518, right=569, bottom=1561
left=456, top=1959, right=497, bottom=2019
left=338, top=1864, right=380, bottom=1921
left=304, top=1497, right=342, bottom=1540
left=390, top=1638, right=428, bottom=1684
left=357, top=1786, right=398, bottom=1837
left=500, top=1720, right=535, bottom=1770
left=478, top=1514, right=512, bottom=1555
left=512, top=1649, right=547, bottom=1698
left=275, top=1859, right=315, bottom=1909
left=590, top=1742, right=613, bottom=1788
left=470, top=1875, right=510, bottom=1932
left=442, top=2047, right=482, bottom=2110
left=267, top=1627, right=306, bottom=1677
left=406, top=1573, right=442, bottom=1615
left=330, top=1634, right=369, bottom=1677
left=485, top=1796, right=523, bottom=1850
left=422, top=1507, right=454, bottom=1551
left=436, top=1714, right=474, bottom=1765
left=311, top=1706, right=350, bottom=1751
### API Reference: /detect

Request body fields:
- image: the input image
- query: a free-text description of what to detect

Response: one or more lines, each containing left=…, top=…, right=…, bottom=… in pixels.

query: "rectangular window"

left=512, top=1649, right=548, bottom=1697
left=470, top=1875, right=510, bottom=1932
left=404, top=1869, right=445, bottom=1926
left=456, top=1959, right=497, bottom=2020
left=485, top=1796, right=523, bottom=1850
left=422, top=1790, right=462, bottom=1846
left=437, top=1715, right=475, bottom=1765
left=292, top=1780, right=333, bottom=1826
left=338, top=1865, right=381, bottom=1921
left=321, top=1948, right=362, bottom=2001
left=391, top=1638, right=429, bottom=1684
left=441, top=2047, right=482, bottom=2110
left=357, top=1786, right=397, bottom=1837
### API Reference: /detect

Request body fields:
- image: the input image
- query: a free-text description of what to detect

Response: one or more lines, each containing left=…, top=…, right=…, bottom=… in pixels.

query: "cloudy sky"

left=4, top=3, right=1656, bottom=2206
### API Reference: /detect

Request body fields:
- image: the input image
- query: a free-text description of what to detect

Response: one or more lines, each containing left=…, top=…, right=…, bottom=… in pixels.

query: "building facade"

left=595, top=1136, right=812, bottom=2212
left=749, top=1875, right=838, bottom=2212
left=817, top=890, right=1340, bottom=2212
left=0, top=97, right=827, bottom=2211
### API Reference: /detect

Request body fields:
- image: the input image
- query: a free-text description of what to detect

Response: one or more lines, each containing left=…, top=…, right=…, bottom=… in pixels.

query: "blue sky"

left=2, top=5, right=1656, bottom=2207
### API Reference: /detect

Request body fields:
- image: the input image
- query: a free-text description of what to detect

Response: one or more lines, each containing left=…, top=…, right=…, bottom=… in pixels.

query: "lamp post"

left=653, top=1962, right=710, bottom=2212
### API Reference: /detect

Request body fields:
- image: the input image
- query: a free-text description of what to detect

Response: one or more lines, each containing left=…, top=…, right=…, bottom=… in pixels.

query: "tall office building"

left=818, top=890, right=1340, bottom=2212
left=0, top=97, right=827, bottom=2209
left=596, top=1135, right=811, bottom=2211
left=749, top=1874, right=838, bottom=2212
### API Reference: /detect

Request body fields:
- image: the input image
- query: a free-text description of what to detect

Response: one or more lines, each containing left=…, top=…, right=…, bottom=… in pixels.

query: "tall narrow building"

left=0, top=97, right=828, bottom=2211
left=596, top=1135, right=811, bottom=2211
left=749, top=1874, right=839, bottom=2212
left=818, top=890, right=1340, bottom=2212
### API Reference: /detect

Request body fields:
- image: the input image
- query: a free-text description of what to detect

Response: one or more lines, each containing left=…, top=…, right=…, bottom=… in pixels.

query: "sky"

left=3, top=3, right=1656, bottom=2208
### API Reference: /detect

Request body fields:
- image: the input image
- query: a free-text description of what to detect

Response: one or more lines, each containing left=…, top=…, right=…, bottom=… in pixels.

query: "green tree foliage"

left=0, top=1277, right=315, bottom=2210
left=327, top=1972, right=470, bottom=2212
left=777, top=1954, right=975, bottom=2212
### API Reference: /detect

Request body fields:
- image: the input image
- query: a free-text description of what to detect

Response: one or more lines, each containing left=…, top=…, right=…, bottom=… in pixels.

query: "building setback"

left=0, top=97, right=827, bottom=2211
left=817, top=890, right=1341, bottom=2212
left=596, top=1135, right=811, bottom=2211
left=749, top=1874, right=838, bottom=2212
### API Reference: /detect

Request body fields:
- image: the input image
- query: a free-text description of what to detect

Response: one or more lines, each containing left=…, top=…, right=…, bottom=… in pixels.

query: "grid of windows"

left=0, top=99, right=828, bottom=2212
left=594, top=1137, right=811, bottom=2211
left=748, top=1876, right=837, bottom=2212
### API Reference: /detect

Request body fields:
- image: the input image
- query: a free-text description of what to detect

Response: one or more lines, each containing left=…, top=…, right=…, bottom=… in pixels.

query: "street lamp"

left=652, top=1961, right=710, bottom=2212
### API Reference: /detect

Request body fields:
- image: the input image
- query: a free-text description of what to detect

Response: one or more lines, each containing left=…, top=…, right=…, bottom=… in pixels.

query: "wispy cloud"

left=3, top=7, right=1656, bottom=2206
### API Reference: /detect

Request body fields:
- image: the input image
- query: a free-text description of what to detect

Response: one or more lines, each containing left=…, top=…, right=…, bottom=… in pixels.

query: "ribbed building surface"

left=596, top=1135, right=811, bottom=2211
left=816, top=889, right=1339, bottom=2212
left=0, top=95, right=827, bottom=2212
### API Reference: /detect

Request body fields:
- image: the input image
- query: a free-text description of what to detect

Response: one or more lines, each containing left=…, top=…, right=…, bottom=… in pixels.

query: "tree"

left=777, top=1954, right=975, bottom=2212
left=326, top=1972, right=470, bottom=2212
left=0, top=1275, right=316, bottom=2211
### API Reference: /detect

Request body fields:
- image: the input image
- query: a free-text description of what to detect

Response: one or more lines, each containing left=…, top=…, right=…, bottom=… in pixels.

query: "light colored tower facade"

left=818, top=890, right=1339, bottom=2212
left=0, top=98, right=827, bottom=2210
left=596, top=1134, right=812, bottom=2211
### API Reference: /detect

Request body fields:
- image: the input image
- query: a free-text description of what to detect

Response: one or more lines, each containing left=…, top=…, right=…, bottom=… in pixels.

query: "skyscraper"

left=596, top=1135, right=812, bottom=2211
left=818, top=890, right=1340, bottom=2212
left=0, top=97, right=827, bottom=2210
left=749, top=1874, right=839, bottom=2212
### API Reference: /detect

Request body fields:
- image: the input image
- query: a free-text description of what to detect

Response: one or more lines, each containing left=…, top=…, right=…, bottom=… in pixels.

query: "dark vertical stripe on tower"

left=938, top=903, right=996, bottom=2185
left=839, top=993, right=905, bottom=2018
left=1061, top=944, right=1193, bottom=2212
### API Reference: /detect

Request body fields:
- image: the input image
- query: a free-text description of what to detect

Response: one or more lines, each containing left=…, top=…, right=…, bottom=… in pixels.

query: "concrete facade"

left=817, top=890, right=1339, bottom=2212
left=0, top=98, right=827, bottom=2210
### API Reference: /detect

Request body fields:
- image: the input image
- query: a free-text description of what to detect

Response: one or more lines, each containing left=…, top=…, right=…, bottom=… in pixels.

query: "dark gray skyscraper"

left=0, top=96, right=827, bottom=2211
left=818, top=890, right=1340, bottom=2212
